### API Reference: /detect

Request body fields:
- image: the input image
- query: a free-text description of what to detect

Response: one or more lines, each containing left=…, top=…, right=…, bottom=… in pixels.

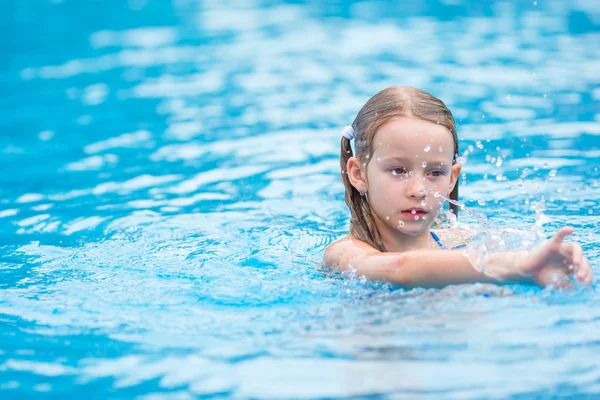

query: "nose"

left=406, top=175, right=427, bottom=199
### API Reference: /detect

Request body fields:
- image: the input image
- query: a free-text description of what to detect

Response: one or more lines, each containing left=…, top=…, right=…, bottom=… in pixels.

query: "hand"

left=517, top=227, right=593, bottom=288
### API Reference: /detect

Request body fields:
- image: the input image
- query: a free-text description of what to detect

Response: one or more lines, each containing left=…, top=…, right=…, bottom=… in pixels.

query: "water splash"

left=433, top=191, right=551, bottom=274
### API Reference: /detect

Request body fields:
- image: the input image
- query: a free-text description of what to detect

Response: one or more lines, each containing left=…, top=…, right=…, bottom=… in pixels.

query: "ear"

left=346, top=156, right=368, bottom=193
left=449, top=162, right=461, bottom=192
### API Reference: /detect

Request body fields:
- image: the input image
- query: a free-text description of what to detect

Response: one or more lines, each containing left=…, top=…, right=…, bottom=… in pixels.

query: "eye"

left=429, top=170, right=444, bottom=177
left=391, top=168, right=407, bottom=176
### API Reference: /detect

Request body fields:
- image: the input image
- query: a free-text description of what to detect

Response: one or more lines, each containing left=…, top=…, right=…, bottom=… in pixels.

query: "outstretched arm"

left=323, top=227, right=592, bottom=289
left=324, top=240, right=520, bottom=288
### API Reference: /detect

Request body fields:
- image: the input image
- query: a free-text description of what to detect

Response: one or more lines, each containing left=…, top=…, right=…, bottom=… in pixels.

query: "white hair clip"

left=341, top=125, right=355, bottom=140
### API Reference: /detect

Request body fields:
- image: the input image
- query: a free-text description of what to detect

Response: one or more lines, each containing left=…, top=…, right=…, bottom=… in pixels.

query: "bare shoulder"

left=432, top=227, right=475, bottom=248
left=323, top=237, right=380, bottom=271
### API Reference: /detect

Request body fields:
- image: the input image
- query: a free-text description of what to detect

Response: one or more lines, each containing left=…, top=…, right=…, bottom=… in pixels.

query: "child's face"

left=351, top=117, right=461, bottom=236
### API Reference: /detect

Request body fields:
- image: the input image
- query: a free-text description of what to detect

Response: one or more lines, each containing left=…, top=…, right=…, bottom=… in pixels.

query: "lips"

left=401, top=208, right=428, bottom=218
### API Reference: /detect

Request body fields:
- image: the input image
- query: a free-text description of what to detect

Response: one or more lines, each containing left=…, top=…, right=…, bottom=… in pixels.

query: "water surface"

left=1, top=0, right=600, bottom=398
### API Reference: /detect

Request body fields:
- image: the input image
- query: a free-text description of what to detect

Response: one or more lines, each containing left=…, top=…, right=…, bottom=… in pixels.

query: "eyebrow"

left=381, top=157, right=449, bottom=166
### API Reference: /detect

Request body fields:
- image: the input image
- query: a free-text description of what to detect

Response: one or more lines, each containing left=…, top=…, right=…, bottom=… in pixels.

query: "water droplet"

left=496, top=157, right=503, bottom=167
left=478, top=199, right=486, bottom=206
left=421, top=199, right=427, bottom=206
left=424, top=145, right=431, bottom=152
left=548, top=169, right=557, bottom=177
left=483, top=174, right=488, bottom=180
left=476, top=141, right=484, bottom=149
left=422, top=161, right=427, bottom=168
left=398, top=221, right=405, bottom=227
left=408, top=170, right=414, bottom=177
left=385, top=216, right=390, bottom=220
left=39, top=130, right=54, bottom=141
left=411, top=209, right=417, bottom=214
left=438, top=146, right=444, bottom=152
left=414, top=216, right=420, bottom=220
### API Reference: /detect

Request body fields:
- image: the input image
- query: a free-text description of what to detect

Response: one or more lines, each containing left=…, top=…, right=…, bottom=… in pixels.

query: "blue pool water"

left=2, top=0, right=600, bottom=398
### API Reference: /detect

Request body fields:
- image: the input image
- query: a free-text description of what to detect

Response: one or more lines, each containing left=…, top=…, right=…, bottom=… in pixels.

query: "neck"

left=372, top=215, right=435, bottom=252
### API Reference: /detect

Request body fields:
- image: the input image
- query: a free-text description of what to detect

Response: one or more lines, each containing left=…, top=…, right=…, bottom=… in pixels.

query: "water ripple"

left=1, top=0, right=599, bottom=398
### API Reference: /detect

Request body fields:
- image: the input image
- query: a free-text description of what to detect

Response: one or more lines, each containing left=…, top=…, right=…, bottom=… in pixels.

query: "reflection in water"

left=0, top=0, right=599, bottom=397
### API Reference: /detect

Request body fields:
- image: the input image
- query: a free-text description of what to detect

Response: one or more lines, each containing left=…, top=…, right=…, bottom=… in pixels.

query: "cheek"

left=368, top=176, right=406, bottom=208
left=369, top=170, right=399, bottom=189
left=432, top=176, right=452, bottom=188
left=424, top=178, right=452, bottom=201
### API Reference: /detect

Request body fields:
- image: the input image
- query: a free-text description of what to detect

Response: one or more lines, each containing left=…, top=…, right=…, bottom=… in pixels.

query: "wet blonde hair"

left=340, top=86, right=460, bottom=251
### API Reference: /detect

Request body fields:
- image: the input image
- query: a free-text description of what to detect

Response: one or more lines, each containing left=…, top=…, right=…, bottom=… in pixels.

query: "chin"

left=396, top=225, right=428, bottom=236
left=401, top=230, right=426, bottom=237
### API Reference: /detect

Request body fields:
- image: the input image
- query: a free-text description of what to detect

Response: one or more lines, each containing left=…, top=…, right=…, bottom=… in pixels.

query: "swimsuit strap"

left=381, top=231, right=448, bottom=252
left=430, top=231, right=448, bottom=249
left=431, top=232, right=468, bottom=250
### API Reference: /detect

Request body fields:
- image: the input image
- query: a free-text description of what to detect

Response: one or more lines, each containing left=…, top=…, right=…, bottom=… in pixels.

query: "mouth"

left=401, top=208, right=428, bottom=218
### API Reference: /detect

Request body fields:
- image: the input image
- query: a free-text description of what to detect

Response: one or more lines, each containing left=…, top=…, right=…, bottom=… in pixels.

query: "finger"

left=584, top=268, right=593, bottom=285
left=555, top=272, right=573, bottom=290
left=586, top=266, right=594, bottom=285
left=559, top=243, right=583, bottom=273
left=536, top=268, right=571, bottom=289
left=558, top=243, right=576, bottom=272
left=571, top=243, right=583, bottom=267
left=574, top=255, right=587, bottom=281
left=577, top=265, right=592, bottom=286
left=577, top=257, right=593, bottom=285
left=553, top=226, right=575, bottom=244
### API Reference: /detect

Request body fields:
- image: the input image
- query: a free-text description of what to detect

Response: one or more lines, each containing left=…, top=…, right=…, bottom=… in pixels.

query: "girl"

left=323, top=86, right=593, bottom=289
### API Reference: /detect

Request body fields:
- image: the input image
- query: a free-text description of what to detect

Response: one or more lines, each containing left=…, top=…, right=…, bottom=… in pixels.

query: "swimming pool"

left=1, top=0, right=599, bottom=398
